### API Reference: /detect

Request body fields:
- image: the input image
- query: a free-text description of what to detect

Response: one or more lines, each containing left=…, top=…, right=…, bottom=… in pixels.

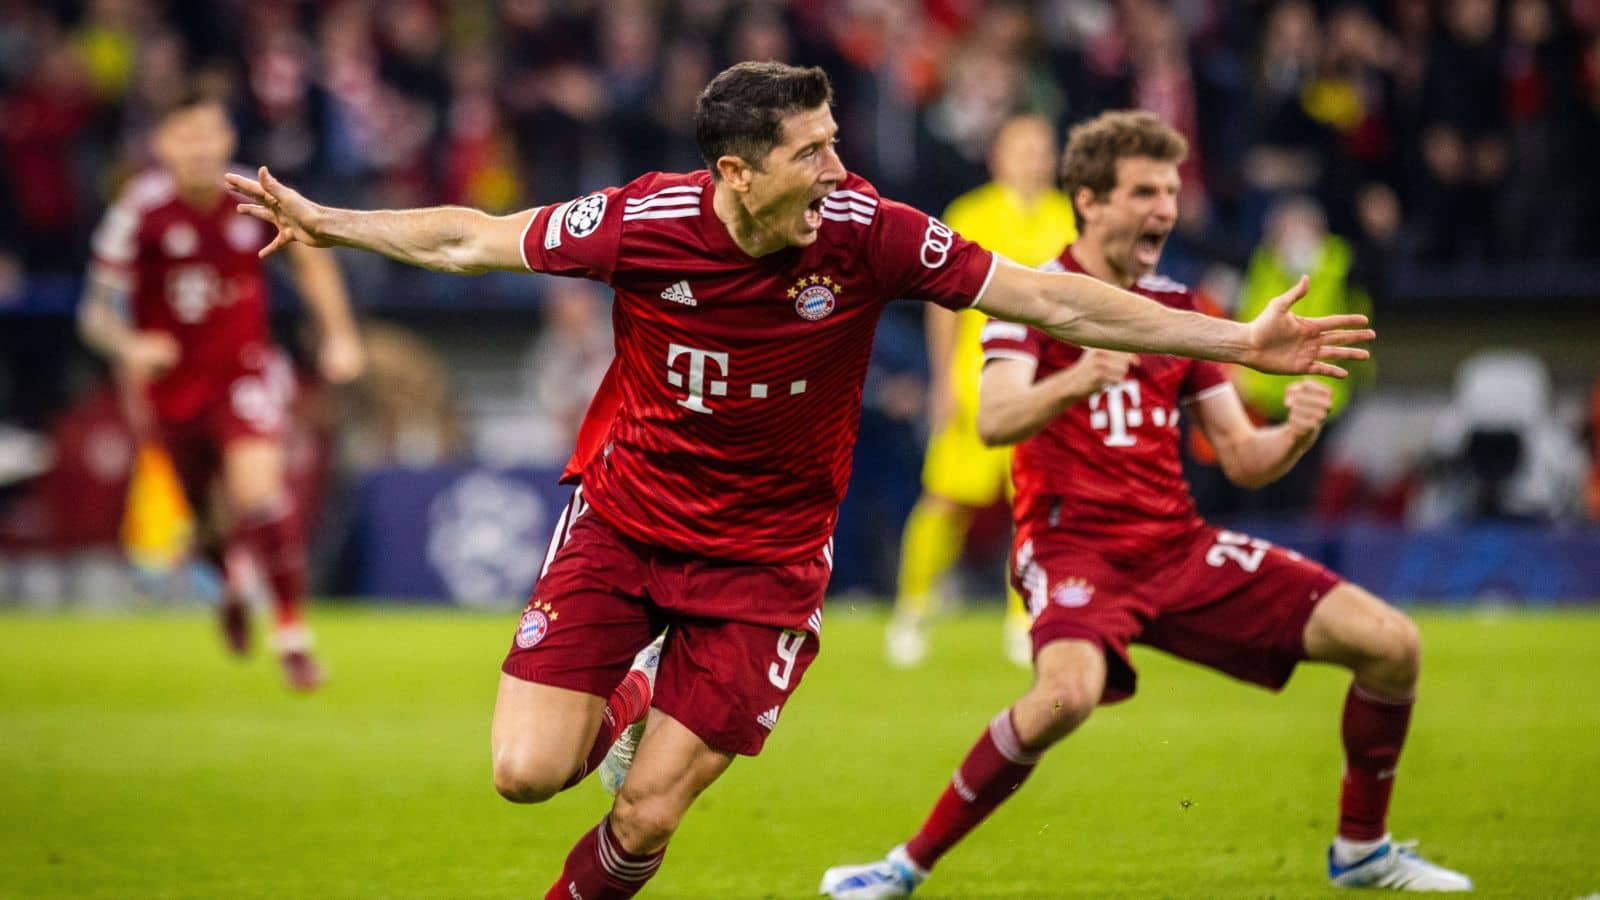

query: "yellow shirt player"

left=888, top=115, right=1077, bottom=667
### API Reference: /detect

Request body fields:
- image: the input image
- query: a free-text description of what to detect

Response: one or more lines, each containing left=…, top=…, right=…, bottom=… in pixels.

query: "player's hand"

left=318, top=328, right=366, bottom=385
left=1069, top=349, right=1135, bottom=396
left=226, top=167, right=334, bottom=258
left=1241, top=275, right=1373, bottom=378
left=1283, top=379, right=1332, bottom=438
left=117, top=331, right=180, bottom=383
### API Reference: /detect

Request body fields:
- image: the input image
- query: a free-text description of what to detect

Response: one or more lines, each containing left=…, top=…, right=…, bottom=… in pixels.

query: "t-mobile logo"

left=665, top=343, right=808, bottom=414
left=666, top=343, right=729, bottom=414
left=1088, top=381, right=1142, bottom=447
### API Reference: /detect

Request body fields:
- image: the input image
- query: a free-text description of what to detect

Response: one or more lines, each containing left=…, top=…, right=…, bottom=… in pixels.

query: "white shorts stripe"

left=539, top=485, right=585, bottom=578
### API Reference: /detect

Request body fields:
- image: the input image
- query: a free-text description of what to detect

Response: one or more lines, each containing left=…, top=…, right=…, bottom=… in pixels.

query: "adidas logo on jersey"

left=661, top=280, right=696, bottom=306
left=756, top=706, right=781, bottom=730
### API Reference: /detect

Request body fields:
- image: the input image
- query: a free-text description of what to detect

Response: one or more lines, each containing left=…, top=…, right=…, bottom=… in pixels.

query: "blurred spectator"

left=337, top=322, right=466, bottom=470
left=517, top=280, right=614, bottom=459
left=1414, top=350, right=1586, bottom=524
left=1230, top=195, right=1373, bottom=510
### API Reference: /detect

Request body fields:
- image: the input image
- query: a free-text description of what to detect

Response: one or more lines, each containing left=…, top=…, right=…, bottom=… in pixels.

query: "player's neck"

left=711, top=182, right=787, bottom=258
left=175, top=183, right=225, bottom=211
left=1070, top=238, right=1137, bottom=289
left=999, top=180, right=1045, bottom=208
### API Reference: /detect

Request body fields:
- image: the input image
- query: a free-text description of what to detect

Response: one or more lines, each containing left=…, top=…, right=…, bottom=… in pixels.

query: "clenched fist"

left=1284, top=379, right=1332, bottom=438
left=1070, top=349, right=1136, bottom=396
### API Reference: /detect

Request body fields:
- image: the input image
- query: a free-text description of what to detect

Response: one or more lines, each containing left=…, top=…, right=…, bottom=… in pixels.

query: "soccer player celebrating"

left=80, top=92, right=364, bottom=691
left=820, top=112, right=1470, bottom=897
left=227, top=64, right=1370, bottom=899
left=888, top=114, right=1078, bottom=669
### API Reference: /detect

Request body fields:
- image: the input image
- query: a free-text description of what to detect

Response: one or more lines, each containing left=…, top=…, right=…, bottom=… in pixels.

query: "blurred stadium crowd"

left=4, top=0, right=1600, bottom=276
left=1, top=0, right=1598, bottom=604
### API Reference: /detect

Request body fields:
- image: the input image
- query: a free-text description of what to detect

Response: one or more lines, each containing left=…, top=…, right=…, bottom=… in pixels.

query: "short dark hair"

left=1059, top=110, right=1188, bottom=228
left=695, top=62, right=833, bottom=175
left=154, top=84, right=228, bottom=126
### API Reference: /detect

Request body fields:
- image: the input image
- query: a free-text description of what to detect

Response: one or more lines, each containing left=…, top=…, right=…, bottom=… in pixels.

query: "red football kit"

left=89, top=169, right=292, bottom=500
left=503, top=171, right=997, bottom=753
left=981, top=246, right=1339, bottom=703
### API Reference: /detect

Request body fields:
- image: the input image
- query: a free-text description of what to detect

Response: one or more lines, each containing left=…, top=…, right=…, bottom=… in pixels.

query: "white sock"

left=1333, top=833, right=1391, bottom=866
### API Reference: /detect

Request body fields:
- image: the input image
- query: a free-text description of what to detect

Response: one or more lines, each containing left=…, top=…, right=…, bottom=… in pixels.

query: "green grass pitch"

left=2, top=605, right=1597, bottom=899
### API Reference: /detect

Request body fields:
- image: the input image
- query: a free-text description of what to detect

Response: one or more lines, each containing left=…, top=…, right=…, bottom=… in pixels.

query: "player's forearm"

left=77, top=280, right=132, bottom=360
left=317, top=205, right=510, bottom=275
left=288, top=245, right=358, bottom=338
left=1033, top=271, right=1251, bottom=362
left=976, top=370, right=1090, bottom=447
left=1218, top=424, right=1319, bottom=489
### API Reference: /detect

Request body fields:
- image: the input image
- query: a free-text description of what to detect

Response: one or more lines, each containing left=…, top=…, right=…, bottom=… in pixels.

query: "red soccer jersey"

left=526, top=171, right=996, bottom=564
left=980, top=246, right=1232, bottom=560
left=89, top=169, right=276, bottom=424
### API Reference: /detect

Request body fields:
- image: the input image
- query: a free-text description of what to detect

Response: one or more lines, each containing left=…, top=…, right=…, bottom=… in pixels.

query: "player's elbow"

left=975, top=409, right=1021, bottom=448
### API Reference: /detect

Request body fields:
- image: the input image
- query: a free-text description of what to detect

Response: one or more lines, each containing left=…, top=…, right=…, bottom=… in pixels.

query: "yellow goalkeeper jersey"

left=941, top=183, right=1077, bottom=415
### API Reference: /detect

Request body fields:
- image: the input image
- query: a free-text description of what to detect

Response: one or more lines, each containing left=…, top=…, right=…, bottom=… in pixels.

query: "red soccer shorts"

left=156, top=345, right=295, bottom=507
left=1013, top=524, right=1341, bottom=704
left=502, top=489, right=826, bottom=756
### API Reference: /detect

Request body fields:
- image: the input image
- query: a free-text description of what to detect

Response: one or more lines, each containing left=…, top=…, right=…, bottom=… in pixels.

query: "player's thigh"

left=611, top=710, right=736, bottom=850
left=920, top=420, right=1008, bottom=508
left=220, top=437, right=287, bottom=513
left=1301, top=581, right=1419, bottom=672
left=652, top=618, right=819, bottom=758
left=1143, top=527, right=1340, bottom=691
left=1013, top=535, right=1147, bottom=702
left=490, top=674, right=607, bottom=798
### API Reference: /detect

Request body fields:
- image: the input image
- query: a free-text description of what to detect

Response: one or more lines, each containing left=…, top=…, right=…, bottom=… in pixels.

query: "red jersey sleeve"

left=979, top=318, right=1049, bottom=366
left=519, top=187, right=627, bottom=283
left=867, top=197, right=997, bottom=311
left=88, top=179, right=155, bottom=291
left=1179, top=359, right=1232, bottom=403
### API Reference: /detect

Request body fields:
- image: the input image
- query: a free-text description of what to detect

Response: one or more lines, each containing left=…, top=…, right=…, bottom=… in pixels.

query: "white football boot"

left=597, top=632, right=665, bottom=796
left=819, top=845, right=927, bottom=899
left=1329, top=838, right=1473, bottom=891
left=885, top=613, right=929, bottom=669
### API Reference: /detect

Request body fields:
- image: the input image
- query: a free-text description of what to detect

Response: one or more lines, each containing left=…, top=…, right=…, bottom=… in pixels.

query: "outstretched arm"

left=226, top=167, right=533, bottom=274
left=1191, top=379, right=1330, bottom=488
left=974, top=258, right=1373, bottom=377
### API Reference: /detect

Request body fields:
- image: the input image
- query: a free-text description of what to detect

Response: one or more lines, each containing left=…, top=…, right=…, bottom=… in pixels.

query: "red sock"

left=562, top=669, right=652, bottom=790
left=905, top=709, right=1040, bottom=870
left=1339, top=683, right=1414, bottom=841
left=544, top=815, right=665, bottom=900
left=231, top=504, right=306, bottom=631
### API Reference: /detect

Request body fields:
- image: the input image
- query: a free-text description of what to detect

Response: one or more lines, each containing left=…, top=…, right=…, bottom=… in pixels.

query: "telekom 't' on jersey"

left=523, top=171, right=996, bottom=564
left=981, top=246, right=1232, bottom=561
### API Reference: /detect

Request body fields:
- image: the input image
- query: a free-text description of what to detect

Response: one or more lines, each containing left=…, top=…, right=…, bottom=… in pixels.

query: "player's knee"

left=1356, top=606, right=1421, bottom=695
left=1031, top=671, right=1098, bottom=733
left=1382, top=610, right=1422, bottom=686
left=491, top=750, right=568, bottom=804
left=610, top=788, right=683, bottom=851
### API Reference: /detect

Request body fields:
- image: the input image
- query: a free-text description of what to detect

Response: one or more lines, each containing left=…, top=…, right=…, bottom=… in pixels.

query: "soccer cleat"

left=819, top=845, right=926, bottom=899
left=218, top=593, right=251, bottom=657
left=1329, top=839, right=1473, bottom=891
left=885, top=614, right=928, bottom=669
left=280, top=650, right=324, bottom=692
left=1002, top=612, right=1032, bottom=668
left=598, top=632, right=665, bottom=796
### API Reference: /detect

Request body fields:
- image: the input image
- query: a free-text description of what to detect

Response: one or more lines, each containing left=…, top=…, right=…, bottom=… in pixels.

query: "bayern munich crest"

left=789, top=273, right=840, bottom=321
left=1051, top=577, right=1094, bottom=608
left=515, top=601, right=558, bottom=649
